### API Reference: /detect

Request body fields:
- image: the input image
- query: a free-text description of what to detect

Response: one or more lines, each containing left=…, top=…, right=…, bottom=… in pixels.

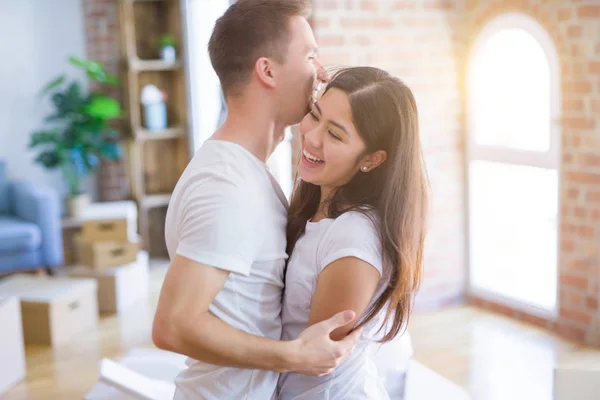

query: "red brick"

left=392, top=0, right=418, bottom=9
left=561, top=223, right=577, bottom=234
left=567, top=26, right=583, bottom=38
left=360, top=0, right=378, bottom=11
left=424, top=0, right=452, bottom=9
left=593, top=100, right=600, bottom=113
left=577, top=5, right=600, bottom=18
left=561, top=274, right=588, bottom=290
left=563, top=99, right=584, bottom=111
left=313, top=17, right=330, bottom=29
left=558, top=8, right=572, bottom=21
left=520, top=312, right=550, bottom=328
left=583, top=154, right=600, bottom=167
left=318, top=35, right=345, bottom=46
left=591, top=209, right=600, bottom=221
left=560, top=307, right=592, bottom=325
left=586, top=191, right=600, bottom=202
left=351, top=36, right=372, bottom=46
left=318, top=0, right=340, bottom=11
left=578, top=225, right=594, bottom=237
left=563, top=81, right=592, bottom=94
left=561, top=239, right=575, bottom=253
left=575, top=207, right=587, bottom=218
left=556, top=323, right=586, bottom=343
left=566, top=189, right=579, bottom=200
left=562, top=290, right=585, bottom=308
left=587, top=296, right=598, bottom=310
left=589, top=62, right=600, bottom=75
left=567, top=172, right=600, bottom=185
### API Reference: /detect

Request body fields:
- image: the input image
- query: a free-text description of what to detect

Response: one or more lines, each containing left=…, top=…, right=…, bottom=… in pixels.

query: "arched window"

left=467, top=13, right=561, bottom=314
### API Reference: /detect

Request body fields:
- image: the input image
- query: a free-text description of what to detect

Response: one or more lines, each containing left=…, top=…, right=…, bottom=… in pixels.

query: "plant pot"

left=67, top=193, right=90, bottom=217
left=160, top=46, right=176, bottom=63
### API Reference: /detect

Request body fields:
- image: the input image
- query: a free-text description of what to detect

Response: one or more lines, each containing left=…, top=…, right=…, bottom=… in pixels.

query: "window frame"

left=465, top=12, right=562, bottom=318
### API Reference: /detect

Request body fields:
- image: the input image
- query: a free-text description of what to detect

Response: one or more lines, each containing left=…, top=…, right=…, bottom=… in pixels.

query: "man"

left=152, top=1, right=361, bottom=399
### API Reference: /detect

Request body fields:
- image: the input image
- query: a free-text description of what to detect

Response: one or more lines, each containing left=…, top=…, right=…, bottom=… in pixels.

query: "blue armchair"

left=0, top=161, right=64, bottom=274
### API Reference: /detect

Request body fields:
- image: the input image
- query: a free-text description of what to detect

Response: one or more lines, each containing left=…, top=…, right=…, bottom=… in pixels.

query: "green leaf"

left=68, top=56, right=119, bottom=85
left=83, top=96, right=121, bottom=119
left=39, top=75, right=65, bottom=97
left=34, top=151, right=61, bottom=169
left=29, top=131, right=58, bottom=148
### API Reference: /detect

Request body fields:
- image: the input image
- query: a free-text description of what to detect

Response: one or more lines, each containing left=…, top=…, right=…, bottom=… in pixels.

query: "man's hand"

left=288, top=310, right=362, bottom=376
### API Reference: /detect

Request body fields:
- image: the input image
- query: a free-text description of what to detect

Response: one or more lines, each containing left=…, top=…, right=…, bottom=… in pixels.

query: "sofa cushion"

left=0, top=215, right=41, bottom=253
left=0, top=162, right=9, bottom=214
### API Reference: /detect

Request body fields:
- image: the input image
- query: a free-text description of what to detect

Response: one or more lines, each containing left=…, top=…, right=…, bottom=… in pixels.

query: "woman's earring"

left=362, top=166, right=368, bottom=172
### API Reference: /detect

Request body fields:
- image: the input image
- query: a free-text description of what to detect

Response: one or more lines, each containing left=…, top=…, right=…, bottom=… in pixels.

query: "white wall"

left=0, top=0, right=95, bottom=206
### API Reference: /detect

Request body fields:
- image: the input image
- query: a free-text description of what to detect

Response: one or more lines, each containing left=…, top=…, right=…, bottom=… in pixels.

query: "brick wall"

left=82, top=0, right=130, bottom=202
left=458, top=0, right=600, bottom=346
left=311, top=0, right=468, bottom=310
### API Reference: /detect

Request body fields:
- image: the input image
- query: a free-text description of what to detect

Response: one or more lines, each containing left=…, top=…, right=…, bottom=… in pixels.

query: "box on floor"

left=69, top=251, right=149, bottom=313
left=0, top=275, right=98, bottom=346
left=80, top=201, right=138, bottom=243
left=75, top=234, right=140, bottom=271
left=0, top=296, right=26, bottom=395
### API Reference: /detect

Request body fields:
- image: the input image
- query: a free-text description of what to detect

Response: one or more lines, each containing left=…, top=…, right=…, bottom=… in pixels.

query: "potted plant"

left=158, top=34, right=177, bottom=63
left=29, top=56, right=123, bottom=217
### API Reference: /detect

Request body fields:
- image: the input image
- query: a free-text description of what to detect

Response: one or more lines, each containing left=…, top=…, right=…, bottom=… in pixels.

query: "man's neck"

left=211, top=95, right=287, bottom=163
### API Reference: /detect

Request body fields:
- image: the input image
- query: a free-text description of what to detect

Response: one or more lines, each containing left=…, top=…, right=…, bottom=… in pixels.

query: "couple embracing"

left=152, top=0, right=429, bottom=399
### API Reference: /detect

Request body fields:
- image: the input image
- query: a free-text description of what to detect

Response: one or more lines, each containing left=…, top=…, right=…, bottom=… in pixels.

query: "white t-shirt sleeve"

left=175, top=174, right=264, bottom=277
left=316, top=211, right=383, bottom=276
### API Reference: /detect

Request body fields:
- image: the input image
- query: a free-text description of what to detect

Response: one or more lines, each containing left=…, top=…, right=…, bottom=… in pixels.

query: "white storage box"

left=0, top=296, right=26, bottom=395
left=69, top=251, right=149, bottom=313
left=80, top=201, right=138, bottom=243
left=0, top=275, right=98, bottom=346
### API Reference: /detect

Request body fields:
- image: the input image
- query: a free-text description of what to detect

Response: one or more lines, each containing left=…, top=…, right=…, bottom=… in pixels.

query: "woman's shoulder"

left=332, top=209, right=380, bottom=231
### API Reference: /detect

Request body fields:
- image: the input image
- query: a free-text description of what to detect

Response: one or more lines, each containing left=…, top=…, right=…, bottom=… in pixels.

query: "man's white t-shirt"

left=277, top=211, right=413, bottom=400
left=164, top=140, right=289, bottom=400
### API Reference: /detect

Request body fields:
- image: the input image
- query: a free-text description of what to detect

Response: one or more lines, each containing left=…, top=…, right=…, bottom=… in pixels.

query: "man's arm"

left=152, top=254, right=361, bottom=376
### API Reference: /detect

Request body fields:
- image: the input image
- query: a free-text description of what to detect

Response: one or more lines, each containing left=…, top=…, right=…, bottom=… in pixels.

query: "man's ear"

left=254, top=57, right=277, bottom=89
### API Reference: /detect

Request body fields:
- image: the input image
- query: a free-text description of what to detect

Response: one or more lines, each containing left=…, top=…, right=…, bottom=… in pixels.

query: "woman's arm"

left=308, top=257, right=381, bottom=341
left=152, top=254, right=362, bottom=376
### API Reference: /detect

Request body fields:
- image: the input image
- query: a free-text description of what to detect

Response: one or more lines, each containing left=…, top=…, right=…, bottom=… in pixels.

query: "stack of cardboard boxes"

left=70, top=201, right=150, bottom=314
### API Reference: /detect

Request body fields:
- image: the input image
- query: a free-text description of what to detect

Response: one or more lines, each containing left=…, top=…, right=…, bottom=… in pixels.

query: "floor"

left=3, top=262, right=600, bottom=400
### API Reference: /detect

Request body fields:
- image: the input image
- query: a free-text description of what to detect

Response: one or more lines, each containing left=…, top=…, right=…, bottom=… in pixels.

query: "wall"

left=459, top=0, right=600, bottom=346
left=0, top=0, right=94, bottom=206
left=82, top=0, right=130, bottom=201
left=311, top=0, right=467, bottom=310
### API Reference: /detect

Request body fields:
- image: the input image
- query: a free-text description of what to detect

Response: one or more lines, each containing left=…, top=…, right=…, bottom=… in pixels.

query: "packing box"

left=0, top=275, right=98, bottom=346
left=80, top=201, right=138, bottom=243
left=76, top=235, right=140, bottom=271
left=0, top=296, right=26, bottom=395
left=69, top=251, right=149, bottom=313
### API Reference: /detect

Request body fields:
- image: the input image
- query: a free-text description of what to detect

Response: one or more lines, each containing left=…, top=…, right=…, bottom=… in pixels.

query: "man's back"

left=164, top=139, right=288, bottom=399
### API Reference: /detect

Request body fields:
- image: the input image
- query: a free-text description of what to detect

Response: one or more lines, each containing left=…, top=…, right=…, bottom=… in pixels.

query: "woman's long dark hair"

left=286, top=67, right=430, bottom=342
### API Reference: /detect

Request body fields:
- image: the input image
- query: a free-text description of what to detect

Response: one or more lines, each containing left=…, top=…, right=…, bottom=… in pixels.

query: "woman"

left=278, top=66, right=429, bottom=399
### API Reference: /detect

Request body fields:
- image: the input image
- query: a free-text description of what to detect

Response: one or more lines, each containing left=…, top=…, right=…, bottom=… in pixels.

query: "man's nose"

left=315, top=60, right=329, bottom=83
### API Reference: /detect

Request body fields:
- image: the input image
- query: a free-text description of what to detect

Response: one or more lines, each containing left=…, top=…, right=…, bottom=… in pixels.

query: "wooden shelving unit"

left=119, top=0, right=190, bottom=255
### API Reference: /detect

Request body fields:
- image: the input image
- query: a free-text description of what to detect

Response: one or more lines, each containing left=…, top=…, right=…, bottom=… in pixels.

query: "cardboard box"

left=80, top=201, right=138, bottom=243
left=70, top=251, right=149, bottom=313
left=82, top=218, right=130, bottom=243
left=0, top=296, right=26, bottom=395
left=0, top=275, right=98, bottom=346
left=76, top=235, right=140, bottom=270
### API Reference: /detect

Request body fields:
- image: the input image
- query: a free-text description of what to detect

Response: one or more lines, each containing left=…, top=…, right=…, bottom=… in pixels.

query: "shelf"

left=130, top=58, right=181, bottom=72
left=141, top=193, right=171, bottom=208
left=135, top=127, right=184, bottom=141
